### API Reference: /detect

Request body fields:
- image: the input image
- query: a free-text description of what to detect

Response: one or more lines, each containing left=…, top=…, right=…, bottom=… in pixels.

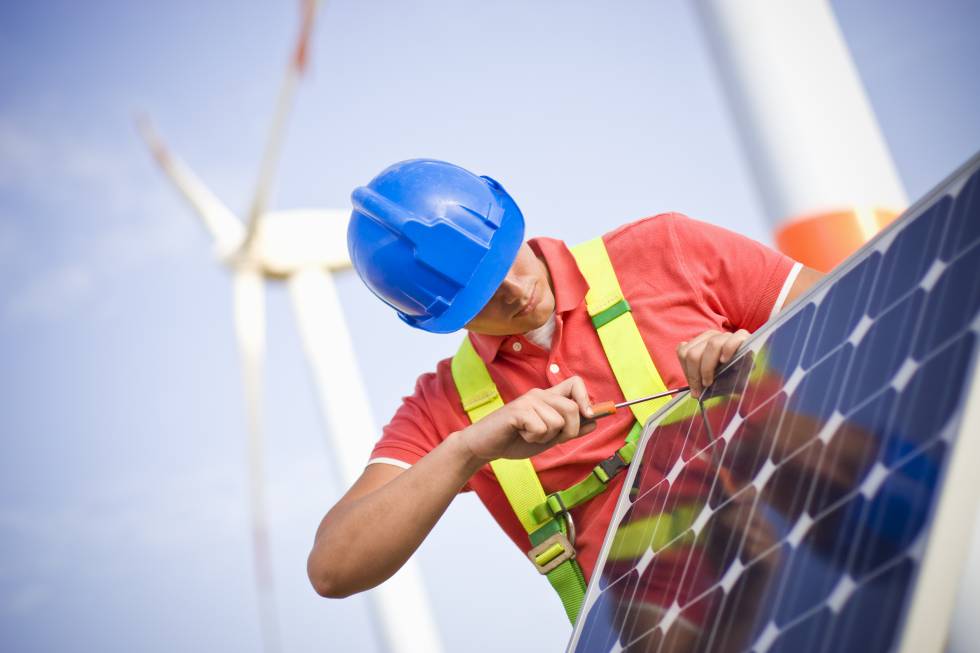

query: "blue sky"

left=1, top=1, right=978, bottom=651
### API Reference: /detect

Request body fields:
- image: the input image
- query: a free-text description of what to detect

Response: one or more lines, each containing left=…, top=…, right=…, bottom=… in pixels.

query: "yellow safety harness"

left=450, top=237, right=674, bottom=624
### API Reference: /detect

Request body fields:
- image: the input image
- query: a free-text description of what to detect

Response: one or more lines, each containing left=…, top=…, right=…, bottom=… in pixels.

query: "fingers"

left=553, top=375, right=594, bottom=418
left=511, top=374, right=631, bottom=447
left=530, top=403, right=565, bottom=441
left=720, top=329, right=749, bottom=365
left=514, top=409, right=549, bottom=442
left=540, top=389, right=588, bottom=441
left=700, top=333, right=731, bottom=391
left=514, top=389, right=579, bottom=443
left=677, top=331, right=716, bottom=397
left=546, top=394, right=582, bottom=438
left=513, top=378, right=596, bottom=445
left=677, top=330, right=750, bottom=397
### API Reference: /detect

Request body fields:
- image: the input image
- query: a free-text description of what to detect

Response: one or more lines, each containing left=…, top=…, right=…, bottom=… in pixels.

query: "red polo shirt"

left=368, top=213, right=798, bottom=585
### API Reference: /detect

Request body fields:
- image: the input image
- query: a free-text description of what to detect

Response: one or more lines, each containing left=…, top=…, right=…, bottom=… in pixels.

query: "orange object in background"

left=775, top=207, right=902, bottom=272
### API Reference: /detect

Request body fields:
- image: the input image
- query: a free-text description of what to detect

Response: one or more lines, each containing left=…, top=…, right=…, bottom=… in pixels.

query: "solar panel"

left=568, top=151, right=980, bottom=653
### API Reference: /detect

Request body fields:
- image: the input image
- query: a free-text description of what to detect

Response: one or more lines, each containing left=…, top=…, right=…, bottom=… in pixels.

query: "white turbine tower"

left=694, top=0, right=907, bottom=271
left=137, top=3, right=443, bottom=652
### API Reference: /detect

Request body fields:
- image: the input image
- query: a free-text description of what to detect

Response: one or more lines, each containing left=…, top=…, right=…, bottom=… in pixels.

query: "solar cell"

left=568, top=152, right=980, bottom=653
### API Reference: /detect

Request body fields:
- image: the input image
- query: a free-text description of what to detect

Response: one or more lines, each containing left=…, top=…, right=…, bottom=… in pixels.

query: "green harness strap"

left=450, top=237, right=672, bottom=624
left=452, top=338, right=588, bottom=622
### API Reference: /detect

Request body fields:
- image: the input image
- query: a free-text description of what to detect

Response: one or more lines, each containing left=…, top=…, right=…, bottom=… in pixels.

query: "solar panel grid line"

left=595, top=404, right=703, bottom=592
left=759, top=553, right=915, bottom=653
left=568, top=151, right=980, bottom=653
left=896, top=321, right=980, bottom=653
left=571, top=397, right=680, bottom=647
left=579, top=396, right=771, bottom=650
left=580, top=187, right=952, bottom=640
left=747, top=378, right=903, bottom=646
left=585, top=362, right=821, bottom=650
left=697, top=497, right=772, bottom=651
left=768, top=194, right=976, bottom=640
left=808, top=234, right=960, bottom=636
left=632, top=405, right=718, bottom=637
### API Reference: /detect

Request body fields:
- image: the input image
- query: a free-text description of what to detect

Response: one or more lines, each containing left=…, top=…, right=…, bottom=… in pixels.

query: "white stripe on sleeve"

left=769, top=261, right=804, bottom=319
left=366, top=457, right=412, bottom=470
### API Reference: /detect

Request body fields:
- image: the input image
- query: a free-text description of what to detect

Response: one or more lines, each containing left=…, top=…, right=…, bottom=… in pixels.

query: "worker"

left=306, top=159, right=823, bottom=627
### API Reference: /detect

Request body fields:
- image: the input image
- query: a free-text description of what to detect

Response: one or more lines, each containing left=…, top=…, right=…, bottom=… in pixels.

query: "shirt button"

left=512, top=342, right=522, bottom=352
left=549, top=363, right=560, bottom=374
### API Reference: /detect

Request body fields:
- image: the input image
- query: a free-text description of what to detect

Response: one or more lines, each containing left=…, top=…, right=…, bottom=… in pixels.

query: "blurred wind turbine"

left=136, top=2, right=443, bottom=652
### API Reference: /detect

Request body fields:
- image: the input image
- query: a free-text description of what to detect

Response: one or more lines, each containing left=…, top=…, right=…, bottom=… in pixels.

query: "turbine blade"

left=134, top=114, right=244, bottom=257
left=241, top=0, right=323, bottom=253
left=232, top=265, right=282, bottom=653
left=287, top=267, right=444, bottom=652
left=287, top=268, right=372, bottom=482
left=292, top=0, right=319, bottom=74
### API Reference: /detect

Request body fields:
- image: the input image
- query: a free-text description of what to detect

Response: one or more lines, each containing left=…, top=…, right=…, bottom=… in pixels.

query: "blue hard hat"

left=348, top=159, right=525, bottom=333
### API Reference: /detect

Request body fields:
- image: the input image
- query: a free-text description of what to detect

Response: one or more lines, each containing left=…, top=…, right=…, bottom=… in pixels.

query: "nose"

left=494, top=275, right=523, bottom=305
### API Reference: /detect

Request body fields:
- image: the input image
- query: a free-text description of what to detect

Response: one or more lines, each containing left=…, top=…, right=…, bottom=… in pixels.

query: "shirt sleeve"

left=666, top=213, right=798, bottom=332
left=367, top=358, right=474, bottom=491
left=369, top=372, right=445, bottom=468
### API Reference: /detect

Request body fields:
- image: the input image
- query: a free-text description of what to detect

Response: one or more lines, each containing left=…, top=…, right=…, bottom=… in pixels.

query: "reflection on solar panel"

left=568, top=152, right=980, bottom=653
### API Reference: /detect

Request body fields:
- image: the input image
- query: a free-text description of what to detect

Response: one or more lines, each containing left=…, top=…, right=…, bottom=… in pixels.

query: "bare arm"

left=307, top=376, right=596, bottom=598
left=307, top=432, right=482, bottom=597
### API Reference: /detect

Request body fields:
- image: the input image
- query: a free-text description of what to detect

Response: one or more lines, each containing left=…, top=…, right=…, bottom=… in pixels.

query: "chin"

left=539, top=298, right=556, bottom=321
left=529, top=308, right=553, bottom=329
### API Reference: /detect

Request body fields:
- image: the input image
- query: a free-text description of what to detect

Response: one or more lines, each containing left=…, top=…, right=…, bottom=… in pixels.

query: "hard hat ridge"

left=347, top=159, right=525, bottom=333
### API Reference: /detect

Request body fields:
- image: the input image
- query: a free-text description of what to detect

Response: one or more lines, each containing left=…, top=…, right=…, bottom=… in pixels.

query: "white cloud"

left=0, top=115, right=206, bottom=323
left=0, top=452, right=335, bottom=619
left=5, top=263, right=94, bottom=321
left=91, top=192, right=200, bottom=269
left=0, top=118, right=45, bottom=186
left=0, top=115, right=128, bottom=196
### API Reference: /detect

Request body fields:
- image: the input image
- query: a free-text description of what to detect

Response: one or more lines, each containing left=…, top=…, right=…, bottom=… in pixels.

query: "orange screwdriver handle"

left=588, top=401, right=618, bottom=420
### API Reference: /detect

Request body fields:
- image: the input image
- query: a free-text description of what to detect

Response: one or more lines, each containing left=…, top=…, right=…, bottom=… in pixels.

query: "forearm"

left=308, top=430, right=484, bottom=597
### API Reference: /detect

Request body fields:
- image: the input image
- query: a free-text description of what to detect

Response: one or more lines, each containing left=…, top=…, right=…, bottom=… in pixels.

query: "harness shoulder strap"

left=452, top=338, right=543, bottom=529
left=451, top=336, right=504, bottom=421
left=451, top=336, right=587, bottom=622
left=570, top=237, right=671, bottom=423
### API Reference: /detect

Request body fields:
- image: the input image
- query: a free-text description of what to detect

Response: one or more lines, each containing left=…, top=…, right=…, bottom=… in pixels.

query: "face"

left=465, top=243, right=556, bottom=335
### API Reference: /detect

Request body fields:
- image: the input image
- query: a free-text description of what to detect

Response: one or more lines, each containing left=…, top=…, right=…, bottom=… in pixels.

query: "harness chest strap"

left=450, top=237, right=673, bottom=624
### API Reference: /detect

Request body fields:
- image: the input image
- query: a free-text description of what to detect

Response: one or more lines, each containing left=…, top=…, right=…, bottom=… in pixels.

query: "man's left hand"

left=676, top=329, right=750, bottom=398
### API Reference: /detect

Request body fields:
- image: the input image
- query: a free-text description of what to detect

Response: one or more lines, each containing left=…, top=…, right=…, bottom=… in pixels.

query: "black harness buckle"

left=595, top=452, right=628, bottom=483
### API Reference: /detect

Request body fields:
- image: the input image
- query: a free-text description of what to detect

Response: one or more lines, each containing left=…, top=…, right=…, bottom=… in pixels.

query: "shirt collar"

left=468, top=236, right=589, bottom=363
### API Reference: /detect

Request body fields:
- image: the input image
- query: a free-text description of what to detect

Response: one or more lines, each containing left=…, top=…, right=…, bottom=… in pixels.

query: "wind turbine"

left=694, top=0, right=907, bottom=271
left=137, top=3, right=443, bottom=652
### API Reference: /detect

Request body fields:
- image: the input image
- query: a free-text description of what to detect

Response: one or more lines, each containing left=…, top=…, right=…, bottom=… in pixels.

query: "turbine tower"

left=137, top=3, right=442, bottom=651
left=695, top=0, right=908, bottom=271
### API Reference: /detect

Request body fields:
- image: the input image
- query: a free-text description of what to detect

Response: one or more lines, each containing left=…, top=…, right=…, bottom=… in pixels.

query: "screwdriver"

left=585, top=387, right=690, bottom=421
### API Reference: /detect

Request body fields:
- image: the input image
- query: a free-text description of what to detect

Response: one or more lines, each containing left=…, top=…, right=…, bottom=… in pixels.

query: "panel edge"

left=899, top=330, right=980, bottom=653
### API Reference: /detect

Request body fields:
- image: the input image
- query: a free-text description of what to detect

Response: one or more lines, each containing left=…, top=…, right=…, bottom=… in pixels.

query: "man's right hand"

left=456, top=376, right=597, bottom=463
left=308, top=376, right=596, bottom=599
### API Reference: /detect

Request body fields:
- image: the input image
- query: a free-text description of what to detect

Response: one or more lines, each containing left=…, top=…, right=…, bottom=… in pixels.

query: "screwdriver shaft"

left=614, top=386, right=690, bottom=409
left=587, top=386, right=690, bottom=421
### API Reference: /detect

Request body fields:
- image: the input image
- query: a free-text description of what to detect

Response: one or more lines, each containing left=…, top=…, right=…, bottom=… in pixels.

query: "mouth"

left=513, top=281, right=540, bottom=318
